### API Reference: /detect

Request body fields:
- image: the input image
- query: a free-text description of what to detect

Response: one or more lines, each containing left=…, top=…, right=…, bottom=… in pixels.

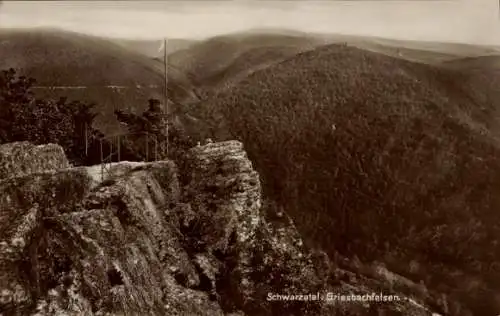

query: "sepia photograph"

left=0, top=0, right=499, bottom=315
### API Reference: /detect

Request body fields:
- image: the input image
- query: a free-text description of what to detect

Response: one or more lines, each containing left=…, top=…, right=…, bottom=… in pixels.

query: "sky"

left=0, top=0, right=499, bottom=45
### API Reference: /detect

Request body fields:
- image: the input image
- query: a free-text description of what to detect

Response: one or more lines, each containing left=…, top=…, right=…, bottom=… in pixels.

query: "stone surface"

left=0, top=140, right=440, bottom=315
left=0, top=142, right=70, bottom=180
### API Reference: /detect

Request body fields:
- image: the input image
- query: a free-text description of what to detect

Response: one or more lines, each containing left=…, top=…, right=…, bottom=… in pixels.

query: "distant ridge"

left=110, top=37, right=197, bottom=58
left=167, top=28, right=500, bottom=98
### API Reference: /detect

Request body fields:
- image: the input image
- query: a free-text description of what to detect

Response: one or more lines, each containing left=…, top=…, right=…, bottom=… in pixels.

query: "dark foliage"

left=0, top=68, right=106, bottom=166
left=115, top=98, right=195, bottom=163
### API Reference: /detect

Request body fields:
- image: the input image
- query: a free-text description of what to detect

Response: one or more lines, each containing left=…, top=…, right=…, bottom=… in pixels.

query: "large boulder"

left=0, top=166, right=94, bottom=313
left=0, top=142, right=70, bottom=180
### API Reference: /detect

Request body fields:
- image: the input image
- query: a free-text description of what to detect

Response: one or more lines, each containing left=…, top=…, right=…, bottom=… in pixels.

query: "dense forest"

left=187, top=44, right=500, bottom=315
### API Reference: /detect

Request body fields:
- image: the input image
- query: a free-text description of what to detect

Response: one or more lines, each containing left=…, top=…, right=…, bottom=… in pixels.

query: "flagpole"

left=163, top=38, right=169, bottom=157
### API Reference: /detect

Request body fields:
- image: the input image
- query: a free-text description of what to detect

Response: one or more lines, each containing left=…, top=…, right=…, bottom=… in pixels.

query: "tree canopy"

left=115, top=98, right=194, bottom=162
left=0, top=68, right=103, bottom=165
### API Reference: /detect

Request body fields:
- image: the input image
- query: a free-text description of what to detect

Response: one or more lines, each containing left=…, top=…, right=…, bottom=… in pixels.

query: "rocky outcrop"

left=0, top=141, right=440, bottom=315
left=0, top=142, right=70, bottom=179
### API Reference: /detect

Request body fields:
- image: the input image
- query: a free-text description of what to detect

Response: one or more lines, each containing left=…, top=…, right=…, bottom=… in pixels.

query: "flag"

left=158, top=40, right=165, bottom=53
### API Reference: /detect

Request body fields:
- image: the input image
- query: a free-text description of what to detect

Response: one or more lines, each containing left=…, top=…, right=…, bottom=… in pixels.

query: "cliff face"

left=0, top=140, right=439, bottom=316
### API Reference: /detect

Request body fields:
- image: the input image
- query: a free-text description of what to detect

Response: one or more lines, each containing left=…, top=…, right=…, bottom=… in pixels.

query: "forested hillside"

left=187, top=43, right=500, bottom=315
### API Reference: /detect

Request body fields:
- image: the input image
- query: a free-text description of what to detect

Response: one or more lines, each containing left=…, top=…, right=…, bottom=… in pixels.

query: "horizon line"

left=1, top=25, right=499, bottom=48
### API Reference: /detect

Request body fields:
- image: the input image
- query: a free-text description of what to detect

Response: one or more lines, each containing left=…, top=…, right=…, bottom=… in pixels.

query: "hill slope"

left=0, top=29, right=199, bottom=134
left=168, top=32, right=329, bottom=93
left=441, top=55, right=500, bottom=71
left=350, top=36, right=500, bottom=61
left=186, top=44, right=500, bottom=315
left=439, top=55, right=500, bottom=135
left=193, top=44, right=318, bottom=97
